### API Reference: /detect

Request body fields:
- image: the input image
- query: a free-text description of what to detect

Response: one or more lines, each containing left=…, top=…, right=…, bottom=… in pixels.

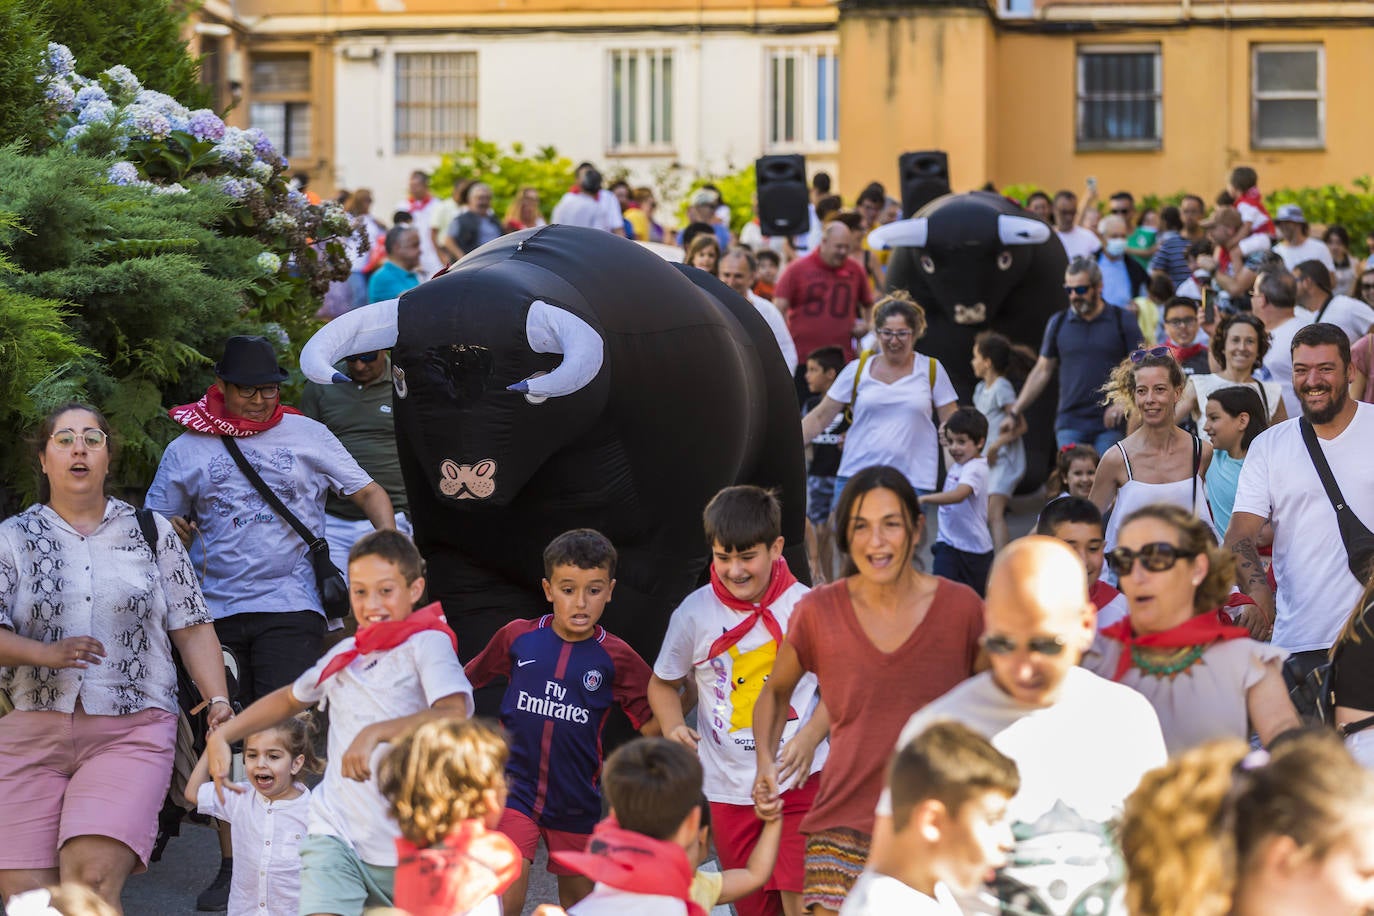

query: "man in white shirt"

left=551, top=163, right=625, bottom=234
left=1251, top=269, right=1313, bottom=418
left=393, top=170, right=444, bottom=279
left=870, top=538, right=1167, bottom=916
left=1293, top=259, right=1374, bottom=343
left=1052, top=190, right=1101, bottom=262
left=1227, top=323, right=1374, bottom=684
left=1273, top=204, right=1335, bottom=272
left=717, top=247, right=798, bottom=373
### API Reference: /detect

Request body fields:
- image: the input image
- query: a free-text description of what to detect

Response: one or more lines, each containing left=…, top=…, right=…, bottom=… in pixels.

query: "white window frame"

left=763, top=44, right=839, bottom=153
left=1075, top=43, right=1162, bottom=151
left=249, top=54, right=313, bottom=160
left=393, top=51, right=478, bottom=155
left=1251, top=43, right=1324, bottom=150
left=606, top=48, right=675, bottom=154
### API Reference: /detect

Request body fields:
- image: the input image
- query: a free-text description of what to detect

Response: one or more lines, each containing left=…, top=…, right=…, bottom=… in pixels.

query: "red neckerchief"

left=1236, top=188, right=1275, bottom=235
left=1100, top=611, right=1250, bottom=680
left=1168, top=342, right=1208, bottom=365
left=407, top=195, right=433, bottom=212
left=168, top=385, right=300, bottom=437
left=394, top=820, right=521, bottom=916
left=316, top=603, right=457, bottom=686
left=553, top=819, right=706, bottom=916
left=698, top=558, right=798, bottom=665
left=1089, top=579, right=1120, bottom=612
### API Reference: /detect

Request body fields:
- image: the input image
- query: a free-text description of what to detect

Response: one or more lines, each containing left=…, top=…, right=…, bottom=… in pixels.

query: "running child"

left=1035, top=496, right=1128, bottom=629
left=378, top=718, right=521, bottom=916
left=1202, top=385, right=1268, bottom=538
left=1049, top=443, right=1099, bottom=501
left=203, top=529, right=474, bottom=915
left=840, top=721, right=1018, bottom=915
left=971, top=332, right=1030, bottom=550
left=185, top=717, right=321, bottom=916
left=649, top=486, right=825, bottom=916
left=920, top=408, right=994, bottom=596
left=802, top=346, right=847, bottom=582
left=464, top=529, right=658, bottom=916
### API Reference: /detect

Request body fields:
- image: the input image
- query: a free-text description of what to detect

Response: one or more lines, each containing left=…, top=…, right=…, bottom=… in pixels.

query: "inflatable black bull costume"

left=877, top=191, right=1070, bottom=488
left=302, top=226, right=810, bottom=670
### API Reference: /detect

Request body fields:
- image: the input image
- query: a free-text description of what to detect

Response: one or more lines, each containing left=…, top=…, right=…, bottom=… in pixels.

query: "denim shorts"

left=807, top=475, right=838, bottom=525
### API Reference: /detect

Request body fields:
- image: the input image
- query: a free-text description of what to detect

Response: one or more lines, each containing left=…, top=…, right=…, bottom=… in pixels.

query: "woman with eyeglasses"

left=1121, top=732, right=1374, bottom=916
left=801, top=292, right=958, bottom=509
left=1090, top=349, right=1215, bottom=555
left=0, top=403, right=231, bottom=908
left=1082, top=504, right=1300, bottom=755
left=1175, top=312, right=1287, bottom=439
left=752, top=465, right=983, bottom=915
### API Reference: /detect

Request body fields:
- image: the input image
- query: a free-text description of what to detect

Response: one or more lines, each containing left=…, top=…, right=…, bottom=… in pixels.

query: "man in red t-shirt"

left=774, top=222, right=874, bottom=403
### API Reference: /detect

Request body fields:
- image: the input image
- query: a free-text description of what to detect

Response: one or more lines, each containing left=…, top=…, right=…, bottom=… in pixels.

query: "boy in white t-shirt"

left=921, top=407, right=994, bottom=595
left=840, top=721, right=1018, bottom=916
left=1035, top=496, right=1129, bottom=629
left=203, top=529, right=474, bottom=915
left=648, top=486, right=827, bottom=916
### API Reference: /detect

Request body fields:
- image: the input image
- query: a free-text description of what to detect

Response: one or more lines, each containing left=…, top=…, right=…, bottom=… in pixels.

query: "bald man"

left=869, top=538, right=1165, bottom=916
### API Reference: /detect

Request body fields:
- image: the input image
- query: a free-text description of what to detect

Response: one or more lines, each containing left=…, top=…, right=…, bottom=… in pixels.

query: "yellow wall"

left=840, top=11, right=1374, bottom=199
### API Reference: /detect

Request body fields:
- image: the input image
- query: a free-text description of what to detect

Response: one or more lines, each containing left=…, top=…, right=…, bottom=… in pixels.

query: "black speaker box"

left=755, top=155, right=809, bottom=237
left=899, top=151, right=951, bottom=217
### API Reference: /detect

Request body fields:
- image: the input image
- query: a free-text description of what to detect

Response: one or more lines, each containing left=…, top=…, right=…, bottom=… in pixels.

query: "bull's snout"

left=952, top=303, right=988, bottom=325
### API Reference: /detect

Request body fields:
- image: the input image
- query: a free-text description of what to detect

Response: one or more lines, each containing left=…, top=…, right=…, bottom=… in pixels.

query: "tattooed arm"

left=1224, top=511, right=1275, bottom=640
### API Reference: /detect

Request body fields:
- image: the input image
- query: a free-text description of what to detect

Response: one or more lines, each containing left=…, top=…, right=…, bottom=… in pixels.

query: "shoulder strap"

left=1298, top=417, right=1350, bottom=514
left=850, top=349, right=874, bottom=407
left=928, top=356, right=937, bottom=390
left=1116, top=441, right=1134, bottom=480
left=222, top=436, right=320, bottom=548
left=1047, top=309, right=1069, bottom=351
left=1253, top=379, right=1270, bottom=417
left=1316, top=295, right=1333, bottom=326
left=136, top=507, right=159, bottom=557
left=1192, top=435, right=1201, bottom=508
left=1114, top=303, right=1134, bottom=354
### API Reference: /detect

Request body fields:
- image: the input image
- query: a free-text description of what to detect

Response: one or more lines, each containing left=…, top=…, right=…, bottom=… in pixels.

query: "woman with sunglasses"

left=1092, top=349, right=1215, bottom=557
left=0, top=403, right=231, bottom=909
left=752, top=465, right=983, bottom=915
left=1082, top=504, right=1299, bottom=755
left=1176, top=312, right=1287, bottom=437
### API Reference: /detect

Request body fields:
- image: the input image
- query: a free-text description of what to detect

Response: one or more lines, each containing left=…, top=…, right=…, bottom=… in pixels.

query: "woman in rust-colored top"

left=752, top=464, right=984, bottom=916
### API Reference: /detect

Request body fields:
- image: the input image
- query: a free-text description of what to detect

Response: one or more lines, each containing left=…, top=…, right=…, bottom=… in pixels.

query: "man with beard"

left=1003, top=256, right=1144, bottom=453
left=1227, top=323, right=1374, bottom=686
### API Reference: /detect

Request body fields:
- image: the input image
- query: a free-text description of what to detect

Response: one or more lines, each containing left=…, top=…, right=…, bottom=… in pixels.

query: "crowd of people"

left=3, top=158, right=1374, bottom=916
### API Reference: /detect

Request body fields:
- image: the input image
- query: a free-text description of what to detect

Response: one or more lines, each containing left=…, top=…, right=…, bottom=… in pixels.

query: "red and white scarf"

left=169, top=385, right=300, bottom=437
left=554, top=818, right=706, bottom=916
left=1099, top=610, right=1249, bottom=681
left=316, top=603, right=457, bottom=686
left=697, top=557, right=798, bottom=665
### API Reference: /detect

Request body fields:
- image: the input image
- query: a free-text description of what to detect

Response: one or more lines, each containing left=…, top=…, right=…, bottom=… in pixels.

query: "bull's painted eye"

left=920, top=254, right=935, bottom=274
left=996, top=250, right=1014, bottom=271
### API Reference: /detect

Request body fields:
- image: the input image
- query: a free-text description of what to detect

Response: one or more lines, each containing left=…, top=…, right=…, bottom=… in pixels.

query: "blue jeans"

left=1055, top=425, right=1124, bottom=456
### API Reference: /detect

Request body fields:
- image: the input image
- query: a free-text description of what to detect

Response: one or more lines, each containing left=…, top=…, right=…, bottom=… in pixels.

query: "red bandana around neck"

left=1167, top=342, right=1208, bottom=365
left=553, top=819, right=705, bottom=916
left=316, top=602, right=457, bottom=686
left=407, top=195, right=433, bottom=212
left=1089, top=579, right=1120, bottom=612
left=168, top=385, right=299, bottom=437
left=1099, top=610, right=1250, bottom=680
left=700, top=557, right=798, bottom=665
left=394, top=820, right=521, bottom=916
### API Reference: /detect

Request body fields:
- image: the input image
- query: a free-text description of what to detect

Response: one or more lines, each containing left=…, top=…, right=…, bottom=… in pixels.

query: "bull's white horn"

left=300, top=298, right=400, bottom=384
left=866, top=217, right=928, bottom=251
left=997, top=214, right=1051, bottom=246
left=507, top=300, right=605, bottom=400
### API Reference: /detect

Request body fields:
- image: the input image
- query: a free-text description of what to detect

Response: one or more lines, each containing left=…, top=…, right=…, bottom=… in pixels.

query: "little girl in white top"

left=186, top=716, right=319, bottom=916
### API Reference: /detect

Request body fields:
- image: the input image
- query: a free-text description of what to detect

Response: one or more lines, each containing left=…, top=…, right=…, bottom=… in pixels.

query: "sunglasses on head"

left=1104, top=542, right=1197, bottom=576
left=345, top=353, right=380, bottom=363
left=1130, top=346, right=1172, bottom=363
left=50, top=428, right=108, bottom=450
left=980, top=634, right=1068, bottom=657
left=1063, top=284, right=1092, bottom=296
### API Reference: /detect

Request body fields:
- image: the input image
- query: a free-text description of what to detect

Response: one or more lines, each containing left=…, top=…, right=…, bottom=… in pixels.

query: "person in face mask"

left=1096, top=215, right=1151, bottom=309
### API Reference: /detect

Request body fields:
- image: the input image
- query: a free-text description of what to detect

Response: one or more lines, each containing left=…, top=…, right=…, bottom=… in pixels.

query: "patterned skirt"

left=803, top=826, right=872, bottom=912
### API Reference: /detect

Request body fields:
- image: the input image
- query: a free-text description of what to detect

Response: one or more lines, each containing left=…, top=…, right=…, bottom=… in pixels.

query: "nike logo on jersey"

left=516, top=659, right=537, bottom=667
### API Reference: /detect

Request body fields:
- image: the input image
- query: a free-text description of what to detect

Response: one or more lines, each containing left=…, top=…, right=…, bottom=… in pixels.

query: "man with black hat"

left=146, top=335, right=394, bottom=910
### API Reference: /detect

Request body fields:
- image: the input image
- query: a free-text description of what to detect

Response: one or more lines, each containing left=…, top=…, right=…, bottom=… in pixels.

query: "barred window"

left=766, top=46, right=839, bottom=150
left=1076, top=46, right=1161, bottom=150
left=395, top=52, right=478, bottom=155
left=1252, top=44, right=1323, bottom=149
left=250, top=54, right=312, bottom=159
left=609, top=49, right=674, bottom=151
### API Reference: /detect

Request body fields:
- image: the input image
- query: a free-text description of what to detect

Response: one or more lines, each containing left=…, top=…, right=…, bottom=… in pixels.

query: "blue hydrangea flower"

left=255, top=252, right=283, bottom=275
left=102, top=65, right=142, bottom=98
left=187, top=109, right=226, bottom=142
left=245, top=128, right=278, bottom=162
left=107, top=162, right=139, bottom=186
left=247, top=160, right=274, bottom=183
left=44, top=80, right=76, bottom=109
left=44, top=43, right=75, bottom=79
left=74, top=84, right=109, bottom=109
left=219, top=177, right=252, bottom=200
left=77, top=99, right=116, bottom=125
left=122, top=104, right=172, bottom=140
left=64, top=123, right=90, bottom=142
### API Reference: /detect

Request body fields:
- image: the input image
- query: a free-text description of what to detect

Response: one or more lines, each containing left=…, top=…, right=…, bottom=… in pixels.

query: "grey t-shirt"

left=146, top=414, right=373, bottom=619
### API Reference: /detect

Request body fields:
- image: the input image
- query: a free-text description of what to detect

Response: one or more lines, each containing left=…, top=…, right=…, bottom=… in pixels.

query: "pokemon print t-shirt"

left=654, top=581, right=826, bottom=805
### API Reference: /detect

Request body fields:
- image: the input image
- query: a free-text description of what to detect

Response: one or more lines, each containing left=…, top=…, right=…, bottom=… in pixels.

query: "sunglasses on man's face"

left=345, top=353, right=380, bottom=364
left=1104, top=542, right=1197, bottom=576
left=980, top=634, right=1068, bottom=657
left=231, top=383, right=281, bottom=400
left=1111, top=208, right=1132, bottom=216
left=1064, top=284, right=1092, bottom=296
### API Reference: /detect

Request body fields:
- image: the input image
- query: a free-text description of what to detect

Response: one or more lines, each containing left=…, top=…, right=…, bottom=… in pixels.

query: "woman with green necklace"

left=1080, top=503, right=1300, bottom=756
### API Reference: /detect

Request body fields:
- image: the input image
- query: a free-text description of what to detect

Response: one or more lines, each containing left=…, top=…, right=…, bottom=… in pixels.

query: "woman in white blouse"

left=1176, top=312, right=1287, bottom=439
left=0, top=404, right=230, bottom=909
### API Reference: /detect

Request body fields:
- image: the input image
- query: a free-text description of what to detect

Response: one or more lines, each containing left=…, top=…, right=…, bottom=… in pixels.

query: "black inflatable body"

left=302, top=226, right=810, bottom=668
left=878, top=191, right=1069, bottom=489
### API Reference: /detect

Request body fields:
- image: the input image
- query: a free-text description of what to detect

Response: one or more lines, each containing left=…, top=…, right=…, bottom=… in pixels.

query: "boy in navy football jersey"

left=465, top=528, right=658, bottom=916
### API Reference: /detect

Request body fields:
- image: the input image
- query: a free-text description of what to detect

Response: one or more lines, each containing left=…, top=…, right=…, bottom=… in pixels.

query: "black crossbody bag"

left=222, top=437, right=350, bottom=620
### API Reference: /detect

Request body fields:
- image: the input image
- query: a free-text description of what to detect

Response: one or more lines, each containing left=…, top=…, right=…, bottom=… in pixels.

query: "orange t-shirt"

left=787, top=578, right=984, bottom=836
